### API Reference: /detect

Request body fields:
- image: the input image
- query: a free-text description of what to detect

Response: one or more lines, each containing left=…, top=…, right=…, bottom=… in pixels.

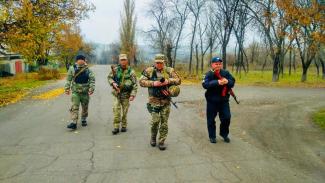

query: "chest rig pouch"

left=116, top=66, right=133, bottom=92
left=148, top=67, right=170, bottom=98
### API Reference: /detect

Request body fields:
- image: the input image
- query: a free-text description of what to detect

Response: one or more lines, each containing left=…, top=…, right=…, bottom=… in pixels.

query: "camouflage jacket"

left=107, top=65, right=138, bottom=98
left=139, top=66, right=181, bottom=106
left=64, top=65, right=95, bottom=94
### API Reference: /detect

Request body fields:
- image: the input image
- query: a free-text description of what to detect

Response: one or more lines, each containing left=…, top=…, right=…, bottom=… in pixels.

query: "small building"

left=0, top=49, right=28, bottom=77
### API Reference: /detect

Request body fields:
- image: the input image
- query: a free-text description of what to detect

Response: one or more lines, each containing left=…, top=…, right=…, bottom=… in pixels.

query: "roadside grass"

left=0, top=73, right=46, bottom=107
left=312, top=108, right=325, bottom=130
left=0, top=67, right=68, bottom=107
left=233, top=70, right=325, bottom=88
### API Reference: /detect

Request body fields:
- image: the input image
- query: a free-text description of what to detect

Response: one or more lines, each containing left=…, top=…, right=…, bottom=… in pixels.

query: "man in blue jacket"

left=202, top=57, right=235, bottom=143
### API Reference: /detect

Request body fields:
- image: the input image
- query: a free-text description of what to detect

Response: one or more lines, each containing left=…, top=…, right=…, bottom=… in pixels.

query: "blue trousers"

left=206, top=100, right=231, bottom=139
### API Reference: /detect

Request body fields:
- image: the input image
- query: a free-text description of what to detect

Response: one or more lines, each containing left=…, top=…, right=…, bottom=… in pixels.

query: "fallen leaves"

left=32, top=88, right=65, bottom=100
left=0, top=91, right=27, bottom=107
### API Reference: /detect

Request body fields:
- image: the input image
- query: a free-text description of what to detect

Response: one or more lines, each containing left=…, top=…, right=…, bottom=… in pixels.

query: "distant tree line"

left=143, top=0, right=324, bottom=81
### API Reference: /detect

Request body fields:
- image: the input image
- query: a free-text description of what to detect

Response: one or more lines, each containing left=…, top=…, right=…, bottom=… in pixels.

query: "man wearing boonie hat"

left=139, top=54, right=181, bottom=151
left=202, top=56, right=235, bottom=144
left=107, top=54, right=138, bottom=135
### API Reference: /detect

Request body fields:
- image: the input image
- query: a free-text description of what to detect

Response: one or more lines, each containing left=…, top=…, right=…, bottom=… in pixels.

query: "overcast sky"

left=79, top=0, right=151, bottom=45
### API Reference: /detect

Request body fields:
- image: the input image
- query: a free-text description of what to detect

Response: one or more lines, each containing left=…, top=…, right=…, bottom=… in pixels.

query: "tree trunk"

left=134, top=55, right=138, bottom=67
left=236, top=44, right=240, bottom=74
left=272, top=55, right=280, bottom=82
left=314, top=59, right=320, bottom=77
left=279, top=57, right=284, bottom=78
left=222, top=44, right=227, bottom=69
left=200, top=53, right=204, bottom=74
left=320, top=58, right=325, bottom=80
left=232, top=63, right=235, bottom=73
left=209, top=38, right=213, bottom=65
left=301, top=66, right=308, bottom=82
left=189, top=17, right=198, bottom=74
left=196, top=44, right=199, bottom=75
left=234, top=43, right=238, bottom=74
left=245, top=52, right=249, bottom=73
left=293, top=50, right=296, bottom=73
left=289, top=49, right=292, bottom=76
left=240, top=50, right=247, bottom=73
left=166, top=43, right=173, bottom=67
left=262, top=56, right=267, bottom=72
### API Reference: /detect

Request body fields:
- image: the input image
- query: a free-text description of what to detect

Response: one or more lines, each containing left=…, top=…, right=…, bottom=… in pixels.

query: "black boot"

left=67, top=123, right=77, bottom=130
left=112, top=128, right=119, bottom=135
left=223, top=136, right=230, bottom=143
left=209, top=138, right=217, bottom=144
left=81, top=120, right=87, bottom=127
left=158, top=142, right=166, bottom=151
left=121, top=127, right=127, bottom=132
left=150, top=135, right=157, bottom=147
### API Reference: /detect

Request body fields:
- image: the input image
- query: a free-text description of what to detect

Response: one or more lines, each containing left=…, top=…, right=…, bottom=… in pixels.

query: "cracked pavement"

left=0, top=65, right=324, bottom=183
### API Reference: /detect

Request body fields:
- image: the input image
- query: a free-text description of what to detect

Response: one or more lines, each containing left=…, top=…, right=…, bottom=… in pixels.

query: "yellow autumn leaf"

left=32, top=88, right=65, bottom=100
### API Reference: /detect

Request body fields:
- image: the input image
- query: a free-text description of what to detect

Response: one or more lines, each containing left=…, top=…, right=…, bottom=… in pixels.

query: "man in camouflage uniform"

left=107, top=54, right=138, bottom=135
left=139, top=54, right=181, bottom=150
left=65, top=55, right=95, bottom=130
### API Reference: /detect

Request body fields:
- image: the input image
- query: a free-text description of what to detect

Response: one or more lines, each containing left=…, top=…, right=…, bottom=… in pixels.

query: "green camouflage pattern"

left=150, top=104, right=170, bottom=143
left=65, top=64, right=95, bottom=123
left=70, top=92, right=89, bottom=122
left=154, top=54, right=166, bottom=62
left=108, top=65, right=138, bottom=128
left=112, top=96, right=130, bottom=128
left=168, top=85, right=180, bottom=97
left=140, top=65, right=181, bottom=144
left=107, top=65, right=138, bottom=98
left=139, top=66, right=181, bottom=105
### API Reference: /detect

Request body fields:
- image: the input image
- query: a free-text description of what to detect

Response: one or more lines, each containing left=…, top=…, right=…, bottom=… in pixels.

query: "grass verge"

left=0, top=67, right=67, bottom=107
left=312, top=109, right=325, bottom=130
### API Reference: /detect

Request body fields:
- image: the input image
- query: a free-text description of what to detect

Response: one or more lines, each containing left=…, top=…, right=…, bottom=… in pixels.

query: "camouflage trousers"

left=113, top=96, right=130, bottom=129
left=70, top=92, right=89, bottom=123
left=150, top=104, right=171, bottom=143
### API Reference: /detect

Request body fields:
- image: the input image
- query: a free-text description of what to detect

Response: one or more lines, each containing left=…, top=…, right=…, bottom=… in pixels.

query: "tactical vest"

left=148, top=67, right=171, bottom=98
left=115, top=66, right=133, bottom=92
left=73, top=65, right=90, bottom=84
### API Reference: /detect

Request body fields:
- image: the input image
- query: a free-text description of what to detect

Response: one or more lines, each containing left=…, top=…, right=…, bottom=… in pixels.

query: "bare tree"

left=146, top=0, right=175, bottom=66
left=249, top=40, right=260, bottom=65
left=170, top=0, right=189, bottom=67
left=212, top=0, right=240, bottom=69
left=233, top=1, right=251, bottom=74
left=188, top=0, right=206, bottom=74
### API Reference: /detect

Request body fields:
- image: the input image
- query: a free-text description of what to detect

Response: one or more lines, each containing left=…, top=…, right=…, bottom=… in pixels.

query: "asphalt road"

left=0, top=65, right=324, bottom=183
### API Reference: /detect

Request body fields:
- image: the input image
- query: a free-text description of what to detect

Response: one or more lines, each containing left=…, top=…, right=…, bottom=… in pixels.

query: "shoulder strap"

left=73, top=66, right=88, bottom=81
left=151, top=67, right=158, bottom=80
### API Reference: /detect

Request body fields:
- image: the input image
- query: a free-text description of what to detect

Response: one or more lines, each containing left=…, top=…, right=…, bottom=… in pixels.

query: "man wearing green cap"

left=108, top=54, right=138, bottom=135
left=139, top=54, right=181, bottom=151
left=65, top=55, right=95, bottom=130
